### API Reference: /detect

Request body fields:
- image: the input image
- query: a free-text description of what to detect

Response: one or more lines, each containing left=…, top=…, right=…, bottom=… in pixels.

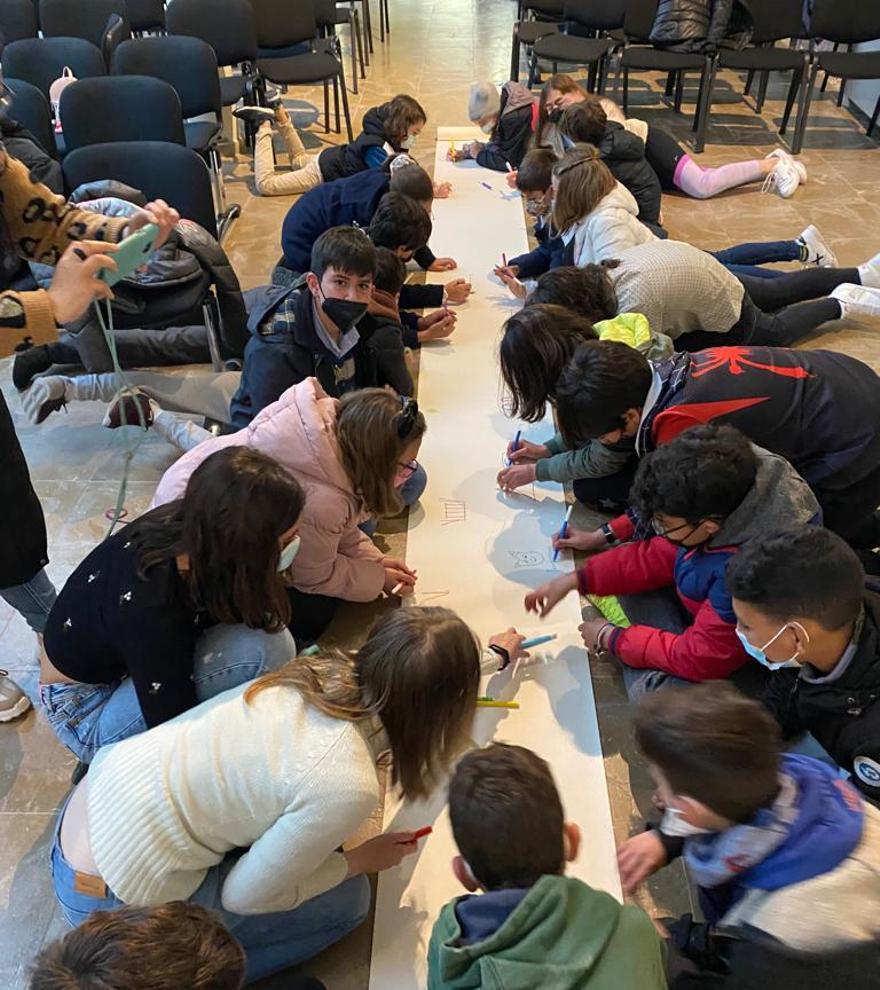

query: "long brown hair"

left=336, top=389, right=426, bottom=518
left=246, top=607, right=481, bottom=799
left=551, top=144, right=616, bottom=233
left=128, top=447, right=304, bottom=631
left=535, top=73, right=588, bottom=147
left=382, top=93, right=427, bottom=150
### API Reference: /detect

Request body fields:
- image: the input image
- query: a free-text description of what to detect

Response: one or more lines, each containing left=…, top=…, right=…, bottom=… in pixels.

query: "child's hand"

left=505, top=169, right=518, bottom=188
left=433, top=180, right=453, bottom=198
left=444, top=278, right=472, bottom=304
left=428, top=256, right=457, bottom=272
left=494, top=266, right=527, bottom=299
left=382, top=557, right=417, bottom=597
left=524, top=573, right=578, bottom=618
left=552, top=525, right=607, bottom=553
left=497, top=462, right=537, bottom=492
left=617, top=831, right=668, bottom=895
left=488, top=628, right=529, bottom=664
left=463, top=141, right=482, bottom=158
left=493, top=263, right=520, bottom=281
left=446, top=149, right=466, bottom=163
left=344, top=831, right=422, bottom=876
left=507, top=438, right=547, bottom=463
left=418, top=312, right=456, bottom=343
left=417, top=308, right=455, bottom=332
left=579, top=618, right=612, bottom=652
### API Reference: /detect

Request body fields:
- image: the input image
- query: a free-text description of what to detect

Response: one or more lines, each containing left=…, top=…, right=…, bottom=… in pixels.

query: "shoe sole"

left=0, top=695, right=32, bottom=722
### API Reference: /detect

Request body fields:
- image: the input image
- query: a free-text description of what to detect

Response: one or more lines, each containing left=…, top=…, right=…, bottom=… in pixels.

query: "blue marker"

left=506, top=429, right=522, bottom=467
left=552, top=504, right=573, bottom=562
left=521, top=633, right=558, bottom=650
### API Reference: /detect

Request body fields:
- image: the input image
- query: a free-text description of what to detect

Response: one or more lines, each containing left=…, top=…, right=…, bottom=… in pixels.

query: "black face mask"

left=320, top=296, right=367, bottom=332
left=547, top=106, right=563, bottom=124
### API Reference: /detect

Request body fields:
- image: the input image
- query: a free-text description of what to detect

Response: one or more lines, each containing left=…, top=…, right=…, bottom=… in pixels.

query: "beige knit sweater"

left=87, top=681, right=385, bottom=914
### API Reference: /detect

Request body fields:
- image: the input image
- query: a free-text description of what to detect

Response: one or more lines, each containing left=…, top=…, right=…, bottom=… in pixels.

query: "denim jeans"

left=1, top=567, right=57, bottom=633
left=40, top=624, right=296, bottom=763
left=711, top=239, right=798, bottom=280
left=360, top=461, right=428, bottom=536
left=50, top=808, right=370, bottom=985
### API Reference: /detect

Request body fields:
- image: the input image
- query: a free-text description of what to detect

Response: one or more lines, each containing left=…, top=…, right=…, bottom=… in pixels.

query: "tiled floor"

left=2, top=1, right=880, bottom=987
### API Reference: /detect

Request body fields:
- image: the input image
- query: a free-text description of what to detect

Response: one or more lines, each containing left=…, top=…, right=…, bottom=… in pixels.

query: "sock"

left=857, top=252, right=880, bottom=288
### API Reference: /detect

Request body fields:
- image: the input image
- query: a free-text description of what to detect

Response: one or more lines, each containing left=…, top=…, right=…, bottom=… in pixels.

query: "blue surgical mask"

left=278, top=535, right=301, bottom=572
left=736, top=622, right=807, bottom=670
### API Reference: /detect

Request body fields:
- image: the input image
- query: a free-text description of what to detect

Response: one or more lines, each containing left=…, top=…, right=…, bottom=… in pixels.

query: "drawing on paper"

left=508, top=550, right=545, bottom=568
left=440, top=498, right=467, bottom=525
left=415, top=590, right=451, bottom=604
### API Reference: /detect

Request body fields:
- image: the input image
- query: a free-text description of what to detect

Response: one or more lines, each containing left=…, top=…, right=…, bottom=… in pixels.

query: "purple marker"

left=481, top=181, right=492, bottom=190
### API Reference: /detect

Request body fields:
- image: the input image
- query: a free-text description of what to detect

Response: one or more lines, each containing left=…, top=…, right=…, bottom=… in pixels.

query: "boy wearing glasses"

left=525, top=425, right=820, bottom=698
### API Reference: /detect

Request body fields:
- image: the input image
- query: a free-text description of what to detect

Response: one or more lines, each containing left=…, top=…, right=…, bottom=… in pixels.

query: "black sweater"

left=44, top=521, right=212, bottom=729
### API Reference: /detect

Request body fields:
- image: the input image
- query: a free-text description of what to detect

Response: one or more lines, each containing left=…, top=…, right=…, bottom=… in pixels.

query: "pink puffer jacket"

left=151, top=378, right=385, bottom=601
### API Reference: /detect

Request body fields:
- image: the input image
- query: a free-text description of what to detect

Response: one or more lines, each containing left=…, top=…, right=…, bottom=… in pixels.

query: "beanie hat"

left=468, top=81, right=500, bottom=121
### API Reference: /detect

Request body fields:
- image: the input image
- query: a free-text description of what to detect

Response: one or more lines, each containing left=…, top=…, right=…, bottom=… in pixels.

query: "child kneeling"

left=428, top=742, right=667, bottom=989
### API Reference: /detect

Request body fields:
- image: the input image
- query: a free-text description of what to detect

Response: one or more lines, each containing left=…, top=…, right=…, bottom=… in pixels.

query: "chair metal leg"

left=664, top=70, right=676, bottom=96
left=622, top=66, right=629, bottom=113
left=674, top=70, right=684, bottom=112
left=510, top=25, right=521, bottom=82
left=869, top=94, right=880, bottom=138
left=693, top=57, right=713, bottom=152
left=527, top=49, right=538, bottom=89
left=756, top=69, right=769, bottom=114
left=363, top=0, right=374, bottom=55
left=339, top=66, right=353, bottom=142
left=779, top=67, right=801, bottom=135
left=792, top=62, right=818, bottom=155
left=323, top=79, right=330, bottom=133
left=353, top=9, right=365, bottom=80
left=837, top=77, right=846, bottom=107
left=332, top=74, right=340, bottom=133
left=744, top=68, right=754, bottom=96
left=345, top=14, right=358, bottom=92
left=383, top=0, right=389, bottom=36
left=378, top=0, right=386, bottom=41
left=587, top=59, right=598, bottom=92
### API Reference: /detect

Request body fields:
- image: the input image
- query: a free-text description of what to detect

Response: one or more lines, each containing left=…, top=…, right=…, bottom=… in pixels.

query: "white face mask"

left=660, top=807, right=714, bottom=838
left=480, top=121, right=495, bottom=135
left=400, top=134, right=417, bottom=150
left=278, top=534, right=301, bottom=572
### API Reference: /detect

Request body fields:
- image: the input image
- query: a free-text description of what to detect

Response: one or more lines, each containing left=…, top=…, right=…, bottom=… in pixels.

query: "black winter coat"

left=599, top=122, right=663, bottom=227
left=650, top=0, right=748, bottom=52
left=318, top=103, right=394, bottom=182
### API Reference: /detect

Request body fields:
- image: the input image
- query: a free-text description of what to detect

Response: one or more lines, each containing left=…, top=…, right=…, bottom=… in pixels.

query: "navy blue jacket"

left=509, top=219, right=565, bottom=279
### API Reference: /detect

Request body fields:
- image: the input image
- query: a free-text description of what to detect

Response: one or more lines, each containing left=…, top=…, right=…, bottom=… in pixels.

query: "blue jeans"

left=360, top=461, right=428, bottom=536
left=50, top=809, right=370, bottom=985
left=39, top=624, right=296, bottom=763
left=1, top=567, right=57, bottom=633
left=711, top=239, right=798, bottom=280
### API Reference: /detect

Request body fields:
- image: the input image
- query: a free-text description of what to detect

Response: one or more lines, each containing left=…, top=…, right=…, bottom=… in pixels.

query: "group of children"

left=2, top=63, right=879, bottom=990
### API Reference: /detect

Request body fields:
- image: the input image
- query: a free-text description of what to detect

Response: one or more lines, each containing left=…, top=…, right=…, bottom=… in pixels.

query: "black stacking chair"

left=113, top=35, right=239, bottom=239
left=166, top=0, right=258, bottom=110
left=126, top=0, right=165, bottom=34
left=4, top=76, right=57, bottom=157
left=617, top=0, right=713, bottom=152
left=528, top=0, right=626, bottom=91
left=0, top=0, right=37, bottom=49
left=2, top=37, right=105, bottom=99
left=59, top=75, right=185, bottom=152
left=510, top=0, right=563, bottom=82
left=314, top=0, right=364, bottom=93
left=788, top=0, right=880, bottom=152
left=39, top=0, right=129, bottom=50
left=251, top=0, right=353, bottom=141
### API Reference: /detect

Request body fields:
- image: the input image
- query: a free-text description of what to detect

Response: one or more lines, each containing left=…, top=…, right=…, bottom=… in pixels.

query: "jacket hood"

left=599, top=121, right=645, bottom=161
left=595, top=182, right=640, bottom=219
left=708, top=446, right=820, bottom=550
left=500, top=81, right=537, bottom=117
left=434, top=875, right=638, bottom=989
left=361, top=103, right=389, bottom=140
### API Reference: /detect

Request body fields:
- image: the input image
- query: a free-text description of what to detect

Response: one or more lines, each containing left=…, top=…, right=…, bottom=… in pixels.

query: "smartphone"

left=99, top=223, right=160, bottom=287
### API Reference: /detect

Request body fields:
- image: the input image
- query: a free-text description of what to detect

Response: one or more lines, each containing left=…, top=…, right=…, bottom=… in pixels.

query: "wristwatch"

left=600, top=522, right=616, bottom=545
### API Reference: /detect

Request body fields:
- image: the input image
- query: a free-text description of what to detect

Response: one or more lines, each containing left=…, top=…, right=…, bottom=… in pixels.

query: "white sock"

left=858, top=251, right=880, bottom=288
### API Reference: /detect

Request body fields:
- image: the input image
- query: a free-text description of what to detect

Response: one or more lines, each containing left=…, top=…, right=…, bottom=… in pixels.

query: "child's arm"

left=508, top=241, right=552, bottom=280
left=370, top=324, right=414, bottom=396
left=579, top=536, right=678, bottom=598
left=399, top=283, right=444, bottom=310
left=535, top=439, right=635, bottom=484
left=475, top=110, right=532, bottom=172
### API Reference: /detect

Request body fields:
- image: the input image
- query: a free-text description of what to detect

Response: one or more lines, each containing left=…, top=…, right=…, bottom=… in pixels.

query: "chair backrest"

left=312, top=0, right=337, bottom=29
left=39, top=0, right=130, bottom=49
left=3, top=76, right=56, bottom=155
left=0, top=0, right=37, bottom=46
left=623, top=0, right=659, bottom=42
left=738, top=0, right=807, bottom=44
left=113, top=35, right=220, bottom=118
left=563, top=0, right=626, bottom=32
left=63, top=140, right=217, bottom=236
left=250, top=0, right=317, bottom=50
left=59, top=75, right=184, bottom=151
left=166, top=0, right=257, bottom=66
left=126, top=0, right=165, bottom=32
left=808, top=0, right=880, bottom=43
left=1, top=37, right=105, bottom=97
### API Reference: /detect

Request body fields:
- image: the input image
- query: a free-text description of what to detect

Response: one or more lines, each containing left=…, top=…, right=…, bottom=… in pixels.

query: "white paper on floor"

left=368, top=127, right=620, bottom=990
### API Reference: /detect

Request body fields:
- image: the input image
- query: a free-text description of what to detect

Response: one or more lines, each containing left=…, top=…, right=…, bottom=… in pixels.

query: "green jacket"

left=535, top=312, right=670, bottom=484
left=427, top=875, right=667, bottom=990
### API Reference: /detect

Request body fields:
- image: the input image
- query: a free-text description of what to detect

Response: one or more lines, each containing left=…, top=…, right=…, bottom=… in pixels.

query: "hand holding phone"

left=99, top=223, right=160, bottom=286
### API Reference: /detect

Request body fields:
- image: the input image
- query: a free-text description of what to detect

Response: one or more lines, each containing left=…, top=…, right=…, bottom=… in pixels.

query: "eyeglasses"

left=396, top=459, right=418, bottom=480
left=651, top=517, right=718, bottom=541
left=396, top=396, right=419, bottom=438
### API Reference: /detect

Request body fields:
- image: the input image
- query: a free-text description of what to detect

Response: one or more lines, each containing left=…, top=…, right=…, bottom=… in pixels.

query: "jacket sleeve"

left=236, top=339, right=305, bottom=426
left=509, top=240, right=552, bottom=280
left=759, top=669, right=803, bottom=739
left=291, top=511, right=385, bottom=602
left=399, top=283, right=444, bottom=309
left=414, top=245, right=436, bottom=269
left=370, top=324, right=414, bottom=395
left=536, top=438, right=634, bottom=483
left=399, top=310, right=420, bottom=349
left=580, top=536, right=678, bottom=597
left=476, top=107, right=533, bottom=171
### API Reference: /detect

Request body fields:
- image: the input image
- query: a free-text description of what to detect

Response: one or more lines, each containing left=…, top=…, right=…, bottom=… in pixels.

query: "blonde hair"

left=336, top=388, right=426, bottom=518
left=551, top=143, right=616, bottom=234
left=246, top=607, right=480, bottom=799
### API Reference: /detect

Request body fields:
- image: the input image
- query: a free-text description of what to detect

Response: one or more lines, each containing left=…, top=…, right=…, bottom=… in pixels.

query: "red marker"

left=413, top=826, right=433, bottom=840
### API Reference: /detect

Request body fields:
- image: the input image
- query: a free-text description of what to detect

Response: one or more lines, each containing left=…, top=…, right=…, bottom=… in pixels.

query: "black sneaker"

left=12, top=345, right=52, bottom=391
left=233, top=105, right=276, bottom=128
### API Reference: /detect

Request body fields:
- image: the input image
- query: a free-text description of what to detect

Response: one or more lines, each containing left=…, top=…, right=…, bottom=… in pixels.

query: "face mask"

left=320, top=294, right=368, bottom=332
left=736, top=624, right=805, bottom=670
left=278, top=535, right=301, bottom=572
left=660, top=807, right=714, bottom=838
left=480, top=121, right=494, bottom=135
left=526, top=196, right=550, bottom=218
left=547, top=106, right=563, bottom=124
left=399, top=134, right=417, bottom=150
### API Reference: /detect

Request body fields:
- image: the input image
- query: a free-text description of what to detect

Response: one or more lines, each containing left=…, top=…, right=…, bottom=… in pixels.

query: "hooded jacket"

left=649, top=0, right=750, bottom=52
left=597, top=121, right=663, bottom=227
left=152, top=378, right=386, bottom=602
left=580, top=447, right=820, bottom=681
left=317, top=102, right=395, bottom=182
left=563, top=182, right=657, bottom=268
left=476, top=82, right=537, bottom=173
left=427, top=874, right=666, bottom=990
left=762, top=584, right=880, bottom=803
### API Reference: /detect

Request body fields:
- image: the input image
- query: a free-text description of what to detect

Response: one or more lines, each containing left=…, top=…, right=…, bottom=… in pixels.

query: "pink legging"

left=673, top=154, right=767, bottom=200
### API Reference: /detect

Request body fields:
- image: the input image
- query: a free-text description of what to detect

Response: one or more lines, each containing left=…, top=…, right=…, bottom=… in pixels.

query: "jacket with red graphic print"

left=578, top=448, right=821, bottom=680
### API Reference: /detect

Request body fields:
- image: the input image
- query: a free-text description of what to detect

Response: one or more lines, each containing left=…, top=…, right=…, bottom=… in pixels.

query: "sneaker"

left=857, top=249, right=880, bottom=290
left=0, top=670, right=31, bottom=722
left=11, top=344, right=52, bottom=391
left=233, top=105, right=276, bottom=128
left=21, top=375, right=70, bottom=425
left=262, top=83, right=284, bottom=108
left=101, top=389, right=155, bottom=429
left=797, top=225, right=838, bottom=268
left=767, top=147, right=807, bottom=184
left=831, top=283, right=880, bottom=319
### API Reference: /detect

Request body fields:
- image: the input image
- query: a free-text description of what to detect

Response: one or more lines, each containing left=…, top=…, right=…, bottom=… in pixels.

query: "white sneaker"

left=0, top=670, right=31, bottom=722
left=767, top=147, right=807, bottom=184
left=762, top=152, right=801, bottom=199
left=797, top=225, right=838, bottom=268
left=20, top=375, right=70, bottom=425
left=832, top=283, right=880, bottom=319
left=857, top=249, right=880, bottom=290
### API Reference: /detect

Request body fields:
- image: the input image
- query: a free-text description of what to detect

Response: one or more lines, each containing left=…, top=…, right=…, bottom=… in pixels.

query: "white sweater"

left=87, top=681, right=384, bottom=914
left=562, top=182, right=656, bottom=268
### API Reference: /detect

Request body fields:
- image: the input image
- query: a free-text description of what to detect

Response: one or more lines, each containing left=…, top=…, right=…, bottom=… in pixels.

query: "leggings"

left=644, top=125, right=766, bottom=198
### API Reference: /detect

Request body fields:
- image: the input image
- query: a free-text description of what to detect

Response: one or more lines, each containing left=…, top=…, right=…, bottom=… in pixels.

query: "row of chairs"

left=512, top=0, right=880, bottom=155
